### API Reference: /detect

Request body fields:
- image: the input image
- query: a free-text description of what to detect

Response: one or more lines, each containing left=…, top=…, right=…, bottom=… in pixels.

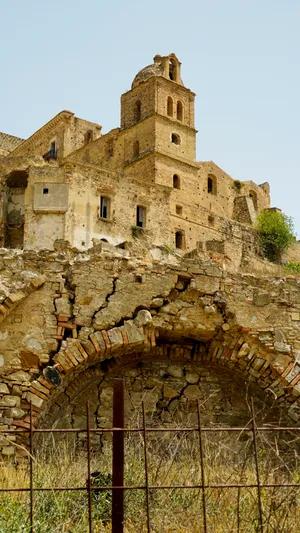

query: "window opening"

left=249, top=190, right=258, bottom=210
left=207, top=174, right=217, bottom=195
left=100, top=196, right=110, bottom=219
left=136, top=205, right=146, bottom=228
left=175, top=231, right=184, bottom=249
left=133, top=140, right=140, bottom=157
left=169, top=59, right=177, bottom=81
left=176, top=205, right=182, bottom=215
left=85, top=130, right=93, bottom=144
left=173, top=174, right=180, bottom=189
left=167, top=97, right=173, bottom=117
left=43, top=188, right=49, bottom=195
left=177, top=101, right=183, bottom=121
left=50, top=141, right=56, bottom=157
left=171, top=133, right=181, bottom=145
left=134, top=100, right=141, bottom=122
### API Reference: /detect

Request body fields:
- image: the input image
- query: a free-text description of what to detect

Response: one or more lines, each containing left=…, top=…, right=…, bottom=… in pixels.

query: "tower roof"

left=132, top=54, right=183, bottom=89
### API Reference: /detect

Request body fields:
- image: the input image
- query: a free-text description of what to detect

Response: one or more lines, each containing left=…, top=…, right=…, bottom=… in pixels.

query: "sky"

left=1, top=0, right=299, bottom=233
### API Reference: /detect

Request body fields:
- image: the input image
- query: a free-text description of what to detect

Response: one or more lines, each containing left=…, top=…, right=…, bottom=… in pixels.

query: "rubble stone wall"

left=0, top=246, right=299, bottom=461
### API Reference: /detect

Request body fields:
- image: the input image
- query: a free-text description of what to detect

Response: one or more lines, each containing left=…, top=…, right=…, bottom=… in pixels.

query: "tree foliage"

left=256, top=210, right=295, bottom=262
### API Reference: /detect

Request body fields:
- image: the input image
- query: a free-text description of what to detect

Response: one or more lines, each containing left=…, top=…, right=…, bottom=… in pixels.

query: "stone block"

left=167, top=365, right=183, bottom=378
left=25, top=392, right=44, bottom=408
left=183, top=385, right=201, bottom=400
left=134, top=310, right=152, bottom=327
left=0, top=383, right=9, bottom=394
left=123, top=321, right=145, bottom=346
left=270, top=354, right=292, bottom=375
left=274, top=342, right=291, bottom=354
left=107, top=327, right=124, bottom=351
left=192, top=276, right=220, bottom=295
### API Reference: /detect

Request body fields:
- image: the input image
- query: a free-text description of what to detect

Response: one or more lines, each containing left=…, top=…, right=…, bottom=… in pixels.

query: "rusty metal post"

left=29, top=402, right=34, bottom=533
left=112, top=378, right=125, bottom=533
left=86, top=402, right=93, bottom=533
left=142, top=401, right=151, bottom=532
left=251, top=398, right=264, bottom=533
left=197, top=400, right=208, bottom=533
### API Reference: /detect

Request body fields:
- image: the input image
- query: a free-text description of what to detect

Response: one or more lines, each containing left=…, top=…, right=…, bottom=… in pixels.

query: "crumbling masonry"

left=0, top=54, right=299, bottom=461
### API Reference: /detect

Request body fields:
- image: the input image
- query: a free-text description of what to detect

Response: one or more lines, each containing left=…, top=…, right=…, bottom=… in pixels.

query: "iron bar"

left=86, top=402, right=93, bottom=533
left=112, top=378, right=125, bottom=533
left=1, top=482, right=300, bottom=493
left=142, top=401, right=151, bottom=533
left=29, top=402, right=34, bottom=533
left=251, top=398, right=264, bottom=533
left=197, top=400, right=208, bottom=533
left=2, top=426, right=300, bottom=434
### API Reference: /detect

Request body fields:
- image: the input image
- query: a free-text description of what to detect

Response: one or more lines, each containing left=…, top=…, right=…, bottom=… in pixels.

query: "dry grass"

left=0, top=419, right=299, bottom=532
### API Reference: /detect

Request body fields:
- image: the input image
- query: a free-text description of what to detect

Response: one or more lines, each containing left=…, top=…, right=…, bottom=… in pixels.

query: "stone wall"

left=0, top=246, right=299, bottom=461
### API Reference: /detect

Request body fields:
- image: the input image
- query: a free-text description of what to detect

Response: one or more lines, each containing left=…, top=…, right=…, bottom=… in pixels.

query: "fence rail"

left=0, top=379, right=299, bottom=533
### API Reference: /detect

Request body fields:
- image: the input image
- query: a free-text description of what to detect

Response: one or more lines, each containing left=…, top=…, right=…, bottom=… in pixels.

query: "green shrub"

left=256, top=210, right=295, bottom=262
left=285, top=262, right=300, bottom=273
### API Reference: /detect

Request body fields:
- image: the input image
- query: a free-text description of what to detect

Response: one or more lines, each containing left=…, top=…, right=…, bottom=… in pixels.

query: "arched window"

left=171, top=133, right=181, bottom=145
left=173, top=174, right=180, bottom=189
left=175, top=231, right=184, bottom=249
left=134, top=100, right=141, bottom=122
left=169, top=58, right=177, bottom=81
left=207, top=174, right=217, bottom=195
left=167, top=96, right=173, bottom=117
left=177, top=101, right=183, bottom=121
left=249, top=190, right=258, bottom=210
left=133, top=140, right=140, bottom=157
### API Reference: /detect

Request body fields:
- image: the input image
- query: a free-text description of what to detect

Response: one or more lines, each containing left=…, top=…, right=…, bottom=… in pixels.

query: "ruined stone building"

left=0, top=55, right=299, bottom=464
left=0, top=54, right=270, bottom=262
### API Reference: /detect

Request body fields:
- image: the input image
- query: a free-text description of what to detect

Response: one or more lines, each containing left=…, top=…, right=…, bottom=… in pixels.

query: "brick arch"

left=0, top=274, right=47, bottom=327
left=21, top=321, right=299, bottom=432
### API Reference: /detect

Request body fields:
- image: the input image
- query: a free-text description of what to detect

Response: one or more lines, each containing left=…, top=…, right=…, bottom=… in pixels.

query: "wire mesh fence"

left=0, top=379, right=299, bottom=533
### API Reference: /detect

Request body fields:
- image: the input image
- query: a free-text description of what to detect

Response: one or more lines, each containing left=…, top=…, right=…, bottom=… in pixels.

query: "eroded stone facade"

left=0, top=54, right=271, bottom=259
left=1, top=54, right=300, bottom=463
left=0, top=244, right=299, bottom=461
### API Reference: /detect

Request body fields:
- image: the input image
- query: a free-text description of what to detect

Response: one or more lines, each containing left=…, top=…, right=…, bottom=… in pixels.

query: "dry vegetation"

left=0, top=410, right=299, bottom=532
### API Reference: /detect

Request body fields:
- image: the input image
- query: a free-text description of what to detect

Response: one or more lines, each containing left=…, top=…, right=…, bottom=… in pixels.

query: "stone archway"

left=0, top=249, right=300, bottom=462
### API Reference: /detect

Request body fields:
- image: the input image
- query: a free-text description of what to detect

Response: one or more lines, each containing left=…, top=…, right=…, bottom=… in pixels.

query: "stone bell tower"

left=120, top=53, right=198, bottom=188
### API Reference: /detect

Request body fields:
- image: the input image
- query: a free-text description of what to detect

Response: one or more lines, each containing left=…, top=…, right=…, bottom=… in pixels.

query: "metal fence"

left=0, top=378, right=300, bottom=533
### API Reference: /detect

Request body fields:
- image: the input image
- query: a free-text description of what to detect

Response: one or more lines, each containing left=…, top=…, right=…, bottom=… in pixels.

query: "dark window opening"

left=173, top=174, right=180, bottom=189
left=43, top=141, right=57, bottom=161
left=171, top=133, right=181, bottom=145
left=134, top=100, right=141, bottom=122
left=177, top=101, right=183, bottom=121
left=169, top=59, right=177, bottom=81
left=43, top=188, right=49, bottom=195
left=208, top=215, right=214, bottom=225
left=176, top=205, right=182, bottom=215
left=175, top=231, right=184, bottom=249
left=133, top=140, right=140, bottom=157
left=167, top=97, right=173, bottom=117
left=85, top=130, right=94, bottom=144
left=100, top=196, right=110, bottom=219
left=207, top=175, right=217, bottom=195
left=6, top=170, right=28, bottom=189
left=136, top=205, right=146, bottom=228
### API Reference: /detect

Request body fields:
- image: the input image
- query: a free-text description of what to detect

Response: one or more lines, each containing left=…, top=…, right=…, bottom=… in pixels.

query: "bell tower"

left=120, top=53, right=198, bottom=188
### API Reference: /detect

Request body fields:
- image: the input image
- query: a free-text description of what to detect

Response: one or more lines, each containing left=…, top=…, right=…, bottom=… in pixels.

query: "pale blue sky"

left=1, top=1, right=299, bottom=232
